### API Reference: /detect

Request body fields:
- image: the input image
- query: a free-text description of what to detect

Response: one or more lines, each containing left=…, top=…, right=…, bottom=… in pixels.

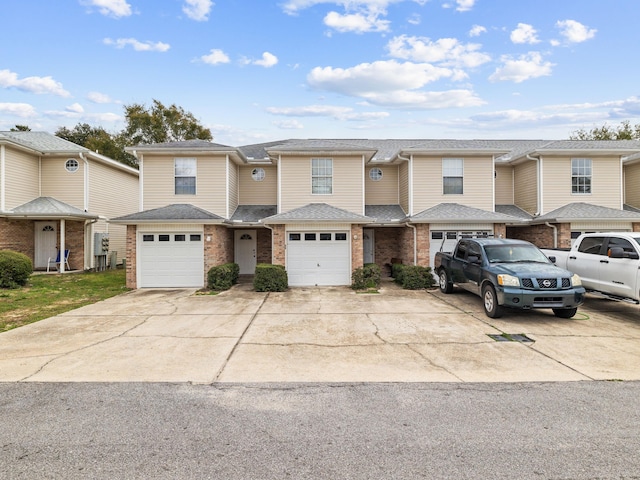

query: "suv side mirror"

left=467, top=255, right=481, bottom=264
left=547, top=255, right=557, bottom=264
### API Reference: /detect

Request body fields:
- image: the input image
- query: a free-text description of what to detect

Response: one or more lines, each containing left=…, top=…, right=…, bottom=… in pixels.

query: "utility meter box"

left=94, top=232, right=110, bottom=255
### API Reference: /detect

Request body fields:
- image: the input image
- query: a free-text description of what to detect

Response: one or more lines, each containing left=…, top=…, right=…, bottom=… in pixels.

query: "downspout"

left=362, top=154, right=365, bottom=216
left=620, top=155, right=625, bottom=209
left=526, top=154, right=542, bottom=215
left=262, top=223, right=276, bottom=265
left=545, top=222, right=558, bottom=248
left=226, top=154, right=230, bottom=219
left=85, top=217, right=100, bottom=270
left=405, top=222, right=417, bottom=266
left=277, top=154, right=282, bottom=213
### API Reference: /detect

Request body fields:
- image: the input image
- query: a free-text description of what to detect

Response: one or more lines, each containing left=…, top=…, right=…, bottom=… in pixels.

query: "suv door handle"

left=600, top=259, right=609, bottom=263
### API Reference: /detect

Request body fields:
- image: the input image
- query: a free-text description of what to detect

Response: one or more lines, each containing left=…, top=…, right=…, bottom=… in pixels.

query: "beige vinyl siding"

left=280, top=155, right=364, bottom=213
left=239, top=165, right=277, bottom=205
left=399, top=161, right=409, bottom=214
left=624, top=162, right=640, bottom=208
left=513, top=161, right=538, bottom=214
left=4, top=147, right=40, bottom=208
left=494, top=165, right=514, bottom=205
left=142, top=155, right=227, bottom=215
left=40, top=156, right=85, bottom=209
left=88, top=160, right=139, bottom=265
left=542, top=156, right=622, bottom=212
left=365, top=165, right=398, bottom=205
left=412, top=155, right=494, bottom=212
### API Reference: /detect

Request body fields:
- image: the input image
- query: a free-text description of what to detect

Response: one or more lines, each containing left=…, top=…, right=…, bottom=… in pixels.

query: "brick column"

left=125, top=225, right=137, bottom=289
left=415, top=223, right=430, bottom=267
left=270, top=225, right=286, bottom=266
left=351, top=224, right=364, bottom=271
left=633, top=222, right=640, bottom=232
left=204, top=225, right=234, bottom=280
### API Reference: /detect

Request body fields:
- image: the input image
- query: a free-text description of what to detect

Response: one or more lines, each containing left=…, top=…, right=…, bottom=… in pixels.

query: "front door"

left=363, top=229, right=374, bottom=264
left=235, top=230, right=257, bottom=274
left=35, top=221, right=57, bottom=269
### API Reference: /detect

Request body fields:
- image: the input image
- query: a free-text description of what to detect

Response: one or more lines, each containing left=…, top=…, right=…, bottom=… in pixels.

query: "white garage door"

left=287, top=232, right=351, bottom=286
left=430, top=230, right=492, bottom=268
left=139, top=232, right=204, bottom=288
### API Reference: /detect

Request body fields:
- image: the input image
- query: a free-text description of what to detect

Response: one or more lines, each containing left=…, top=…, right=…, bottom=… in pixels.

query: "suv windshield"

left=484, top=244, right=550, bottom=264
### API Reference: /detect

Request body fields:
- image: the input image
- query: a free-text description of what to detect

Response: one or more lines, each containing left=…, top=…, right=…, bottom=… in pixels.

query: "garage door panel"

left=139, top=233, right=204, bottom=288
left=287, top=231, right=350, bottom=286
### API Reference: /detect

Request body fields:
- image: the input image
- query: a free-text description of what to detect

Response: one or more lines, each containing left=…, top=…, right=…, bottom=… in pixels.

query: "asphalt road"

left=2, top=382, right=640, bottom=479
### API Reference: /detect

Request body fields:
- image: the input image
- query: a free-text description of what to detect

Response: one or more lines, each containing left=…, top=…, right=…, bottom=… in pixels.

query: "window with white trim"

left=175, top=158, right=196, bottom=195
left=312, top=158, right=332, bottom=194
left=443, top=158, right=463, bottom=195
left=572, top=158, right=591, bottom=194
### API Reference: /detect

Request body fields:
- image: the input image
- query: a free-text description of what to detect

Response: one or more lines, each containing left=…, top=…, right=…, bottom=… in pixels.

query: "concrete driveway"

left=1, top=280, right=639, bottom=383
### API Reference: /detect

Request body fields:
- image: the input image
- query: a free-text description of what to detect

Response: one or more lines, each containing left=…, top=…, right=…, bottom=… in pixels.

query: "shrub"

left=0, top=250, right=33, bottom=289
left=351, top=263, right=381, bottom=290
left=254, top=264, right=288, bottom=292
left=392, top=263, right=405, bottom=285
left=207, top=263, right=239, bottom=291
left=399, top=265, right=436, bottom=290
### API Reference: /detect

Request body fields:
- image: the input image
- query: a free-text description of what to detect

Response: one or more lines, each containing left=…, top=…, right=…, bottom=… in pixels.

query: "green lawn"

left=0, top=269, right=128, bottom=332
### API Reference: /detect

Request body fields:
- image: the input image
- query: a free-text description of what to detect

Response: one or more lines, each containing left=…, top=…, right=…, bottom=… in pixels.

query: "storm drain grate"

left=488, top=333, right=534, bottom=343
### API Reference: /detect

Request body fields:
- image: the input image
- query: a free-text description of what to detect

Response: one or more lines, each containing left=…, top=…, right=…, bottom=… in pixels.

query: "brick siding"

left=125, top=225, right=137, bottom=288
left=256, top=228, right=272, bottom=264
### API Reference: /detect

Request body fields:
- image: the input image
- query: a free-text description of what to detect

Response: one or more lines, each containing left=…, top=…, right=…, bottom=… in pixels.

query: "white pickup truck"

left=541, top=232, right=640, bottom=304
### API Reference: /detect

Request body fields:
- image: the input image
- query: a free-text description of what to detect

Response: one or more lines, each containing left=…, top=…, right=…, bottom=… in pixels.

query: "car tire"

left=438, top=270, right=453, bottom=294
left=552, top=307, right=578, bottom=318
left=482, top=284, right=503, bottom=318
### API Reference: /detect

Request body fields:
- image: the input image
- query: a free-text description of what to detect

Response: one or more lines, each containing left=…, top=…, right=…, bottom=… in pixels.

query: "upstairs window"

left=443, top=158, right=463, bottom=195
left=572, top=158, right=591, bottom=194
left=175, top=158, right=196, bottom=195
left=312, top=158, right=332, bottom=194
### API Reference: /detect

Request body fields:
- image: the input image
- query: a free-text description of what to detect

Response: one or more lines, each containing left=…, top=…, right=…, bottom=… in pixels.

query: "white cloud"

left=510, top=23, right=540, bottom=44
left=66, top=103, right=85, bottom=114
left=307, top=60, right=484, bottom=108
left=273, top=119, right=305, bottom=129
left=386, top=35, right=491, bottom=68
left=489, top=52, right=554, bottom=83
left=200, top=49, right=230, bottom=65
left=254, top=52, right=279, bottom=68
left=241, top=52, right=279, bottom=68
left=103, top=38, right=170, bottom=52
left=266, top=104, right=389, bottom=120
left=408, top=13, right=421, bottom=25
left=469, top=25, right=486, bottom=37
left=454, top=0, right=475, bottom=11
left=87, top=92, right=113, bottom=103
left=183, top=0, right=213, bottom=21
left=324, top=10, right=390, bottom=33
left=308, top=60, right=453, bottom=95
left=281, top=0, right=427, bottom=33
left=443, top=0, right=475, bottom=12
left=0, top=103, right=37, bottom=117
left=80, top=0, right=132, bottom=18
left=0, top=69, right=71, bottom=97
left=555, top=20, right=596, bottom=44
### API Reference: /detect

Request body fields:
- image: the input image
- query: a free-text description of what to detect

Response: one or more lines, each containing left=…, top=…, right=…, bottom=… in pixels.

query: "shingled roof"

left=410, top=203, right=526, bottom=224
left=2, top=197, right=98, bottom=220
left=110, top=204, right=224, bottom=223
left=262, top=203, right=372, bottom=224
left=533, top=202, right=640, bottom=223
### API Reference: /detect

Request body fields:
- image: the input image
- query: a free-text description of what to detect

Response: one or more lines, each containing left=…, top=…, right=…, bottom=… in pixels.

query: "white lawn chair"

left=47, top=249, right=70, bottom=272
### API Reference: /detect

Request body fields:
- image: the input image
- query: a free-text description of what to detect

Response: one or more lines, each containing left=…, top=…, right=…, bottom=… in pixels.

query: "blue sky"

left=1, top=0, right=639, bottom=145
